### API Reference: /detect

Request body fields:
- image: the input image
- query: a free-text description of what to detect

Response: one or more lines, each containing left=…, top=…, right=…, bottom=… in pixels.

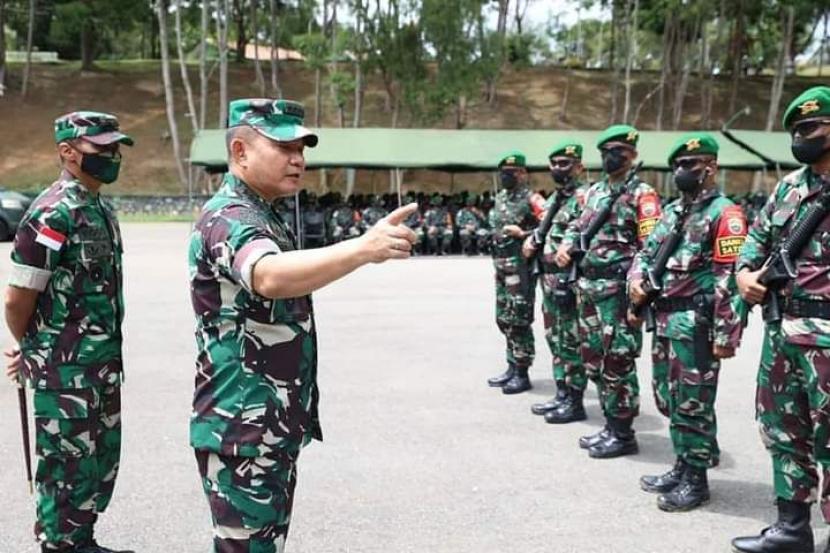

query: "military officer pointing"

left=188, top=99, right=417, bottom=553
left=629, top=133, right=746, bottom=512
left=4, top=112, right=134, bottom=553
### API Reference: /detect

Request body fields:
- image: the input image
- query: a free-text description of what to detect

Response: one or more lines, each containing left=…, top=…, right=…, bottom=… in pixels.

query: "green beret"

left=228, top=98, right=318, bottom=147
left=54, top=111, right=134, bottom=146
left=549, top=140, right=583, bottom=160
left=596, top=124, right=639, bottom=149
left=667, top=132, right=719, bottom=164
left=498, top=150, right=526, bottom=168
left=782, top=86, right=830, bottom=130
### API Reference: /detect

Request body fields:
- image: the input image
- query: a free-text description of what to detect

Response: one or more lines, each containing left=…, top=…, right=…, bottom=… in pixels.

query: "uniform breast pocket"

left=79, top=240, right=114, bottom=289
left=272, top=296, right=312, bottom=323
left=665, top=237, right=704, bottom=272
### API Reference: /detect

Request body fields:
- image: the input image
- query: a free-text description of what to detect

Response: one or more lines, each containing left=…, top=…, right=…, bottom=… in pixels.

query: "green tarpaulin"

left=720, top=129, right=800, bottom=171
left=189, top=128, right=781, bottom=172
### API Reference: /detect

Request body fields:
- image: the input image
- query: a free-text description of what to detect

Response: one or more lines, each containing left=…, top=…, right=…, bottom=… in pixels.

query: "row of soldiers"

left=485, top=85, right=830, bottom=553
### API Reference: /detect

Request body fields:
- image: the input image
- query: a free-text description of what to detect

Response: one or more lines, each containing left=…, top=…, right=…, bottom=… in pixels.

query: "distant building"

left=239, top=44, right=305, bottom=62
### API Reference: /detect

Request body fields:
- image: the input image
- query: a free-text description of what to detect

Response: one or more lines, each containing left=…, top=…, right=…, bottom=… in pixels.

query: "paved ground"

left=0, top=223, right=825, bottom=553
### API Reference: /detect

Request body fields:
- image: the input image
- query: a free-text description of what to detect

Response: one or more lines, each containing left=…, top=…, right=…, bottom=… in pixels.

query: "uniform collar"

left=223, top=171, right=275, bottom=214
left=59, top=169, right=97, bottom=202
left=801, top=168, right=826, bottom=201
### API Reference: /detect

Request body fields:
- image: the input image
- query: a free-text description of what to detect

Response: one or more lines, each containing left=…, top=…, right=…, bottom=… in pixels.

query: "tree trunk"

left=80, top=22, right=95, bottom=70
left=0, top=0, right=6, bottom=97
left=218, top=0, right=230, bottom=127
left=727, top=1, right=745, bottom=116
left=199, top=0, right=208, bottom=128
left=655, top=13, right=674, bottom=130
left=21, top=0, right=35, bottom=98
left=251, top=0, right=265, bottom=94
left=608, top=2, right=620, bottom=123
left=671, top=19, right=695, bottom=130
left=766, top=6, right=795, bottom=131
left=175, top=0, right=199, bottom=134
left=622, top=0, right=638, bottom=124
left=157, top=0, right=188, bottom=188
left=558, top=67, right=573, bottom=123
left=269, top=0, right=282, bottom=97
left=314, top=67, right=321, bottom=126
left=486, top=0, right=509, bottom=104
left=819, top=12, right=828, bottom=78
left=234, top=0, right=246, bottom=63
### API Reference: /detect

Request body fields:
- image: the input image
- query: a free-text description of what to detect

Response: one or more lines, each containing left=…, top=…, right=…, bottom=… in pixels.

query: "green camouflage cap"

left=667, top=132, right=719, bottom=164
left=54, top=111, right=134, bottom=146
left=782, top=86, right=830, bottom=130
left=549, top=139, right=583, bottom=160
left=228, top=98, right=318, bottom=147
left=498, top=150, right=527, bottom=168
left=596, top=124, right=639, bottom=149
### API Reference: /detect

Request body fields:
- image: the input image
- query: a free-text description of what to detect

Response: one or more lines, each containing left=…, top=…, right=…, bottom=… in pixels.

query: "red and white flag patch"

left=35, top=227, right=67, bottom=252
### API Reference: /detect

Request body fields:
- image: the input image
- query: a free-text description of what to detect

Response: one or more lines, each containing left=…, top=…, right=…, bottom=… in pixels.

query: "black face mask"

left=791, top=135, right=828, bottom=165
left=500, top=171, right=519, bottom=189
left=602, top=149, right=627, bottom=174
left=551, top=169, right=572, bottom=186
left=674, top=168, right=706, bottom=194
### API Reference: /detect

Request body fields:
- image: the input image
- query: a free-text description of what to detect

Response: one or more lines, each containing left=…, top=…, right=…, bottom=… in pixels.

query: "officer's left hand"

left=5, top=347, right=21, bottom=383
left=521, top=236, right=537, bottom=259
left=713, top=345, right=735, bottom=359
left=503, top=225, right=523, bottom=238
left=626, top=310, right=643, bottom=327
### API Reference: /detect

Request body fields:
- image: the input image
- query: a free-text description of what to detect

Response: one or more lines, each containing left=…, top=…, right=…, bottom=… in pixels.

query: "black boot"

left=640, top=458, right=685, bottom=494
left=731, top=499, right=814, bottom=553
left=545, top=388, right=587, bottom=424
left=588, top=418, right=638, bottom=459
left=502, top=366, right=532, bottom=395
left=657, top=465, right=709, bottom=512
left=487, top=365, right=515, bottom=387
left=579, top=425, right=611, bottom=449
left=531, top=381, right=567, bottom=415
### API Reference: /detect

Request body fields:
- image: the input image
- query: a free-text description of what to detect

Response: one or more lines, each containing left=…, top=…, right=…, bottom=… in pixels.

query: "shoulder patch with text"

left=714, top=205, right=747, bottom=262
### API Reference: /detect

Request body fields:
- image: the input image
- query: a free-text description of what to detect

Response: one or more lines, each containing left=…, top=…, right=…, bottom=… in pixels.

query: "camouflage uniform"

left=189, top=99, right=320, bottom=553
left=360, top=199, right=387, bottom=231
left=424, top=200, right=453, bottom=255
left=540, top=182, right=590, bottom=391
left=562, top=174, right=660, bottom=423
left=738, top=166, right=830, bottom=520
left=8, top=112, right=132, bottom=551
left=401, top=200, right=425, bottom=252
left=631, top=187, right=746, bottom=469
left=328, top=204, right=360, bottom=243
left=456, top=202, right=488, bottom=255
left=490, top=155, right=545, bottom=375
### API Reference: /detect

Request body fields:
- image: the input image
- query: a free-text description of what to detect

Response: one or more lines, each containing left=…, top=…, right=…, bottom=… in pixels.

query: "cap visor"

left=83, top=131, right=135, bottom=146
left=259, top=125, right=318, bottom=148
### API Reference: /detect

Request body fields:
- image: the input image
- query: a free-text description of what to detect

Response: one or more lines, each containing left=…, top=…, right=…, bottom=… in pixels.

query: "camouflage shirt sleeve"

left=712, top=204, right=748, bottom=348
left=204, top=206, right=282, bottom=294
left=561, top=184, right=597, bottom=250
left=736, top=180, right=785, bottom=272
left=628, top=208, right=668, bottom=284
left=9, top=202, right=72, bottom=291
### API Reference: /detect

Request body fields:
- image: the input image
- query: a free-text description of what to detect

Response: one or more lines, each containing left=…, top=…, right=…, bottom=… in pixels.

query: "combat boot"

left=640, top=458, right=685, bottom=494
left=579, top=425, right=611, bottom=449
left=531, top=380, right=567, bottom=415
left=657, top=465, right=709, bottom=512
left=588, top=417, right=638, bottom=459
left=502, top=366, right=532, bottom=394
left=487, top=364, right=515, bottom=387
left=731, top=499, right=813, bottom=553
left=544, top=388, right=587, bottom=424
left=77, top=540, right=136, bottom=553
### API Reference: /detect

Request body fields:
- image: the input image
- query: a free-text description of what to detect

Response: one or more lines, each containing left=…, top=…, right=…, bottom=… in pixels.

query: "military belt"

left=784, top=298, right=830, bottom=320
left=581, top=264, right=629, bottom=281
left=654, top=293, right=713, bottom=313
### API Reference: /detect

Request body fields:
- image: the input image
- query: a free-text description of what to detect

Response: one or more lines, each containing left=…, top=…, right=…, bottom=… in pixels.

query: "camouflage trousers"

left=426, top=227, right=453, bottom=253
left=757, top=324, right=830, bottom=521
left=459, top=228, right=488, bottom=252
left=330, top=225, right=360, bottom=243
left=494, top=254, right=536, bottom=369
left=578, top=288, right=641, bottom=420
left=540, top=272, right=585, bottom=390
left=652, top=336, right=721, bottom=468
left=196, top=447, right=301, bottom=553
left=33, top=385, right=122, bottom=550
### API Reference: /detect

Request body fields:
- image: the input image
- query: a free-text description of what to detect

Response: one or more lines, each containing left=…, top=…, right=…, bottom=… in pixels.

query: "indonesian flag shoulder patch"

left=35, top=227, right=68, bottom=252
left=713, top=205, right=747, bottom=263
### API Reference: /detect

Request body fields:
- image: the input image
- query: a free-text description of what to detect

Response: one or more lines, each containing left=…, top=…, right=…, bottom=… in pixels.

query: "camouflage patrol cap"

left=228, top=98, right=318, bottom=147
left=549, top=139, right=583, bottom=160
left=498, top=150, right=527, bottom=168
left=54, top=111, right=134, bottom=146
left=782, top=86, right=830, bottom=130
left=597, top=124, right=639, bottom=149
left=667, top=132, right=719, bottom=164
